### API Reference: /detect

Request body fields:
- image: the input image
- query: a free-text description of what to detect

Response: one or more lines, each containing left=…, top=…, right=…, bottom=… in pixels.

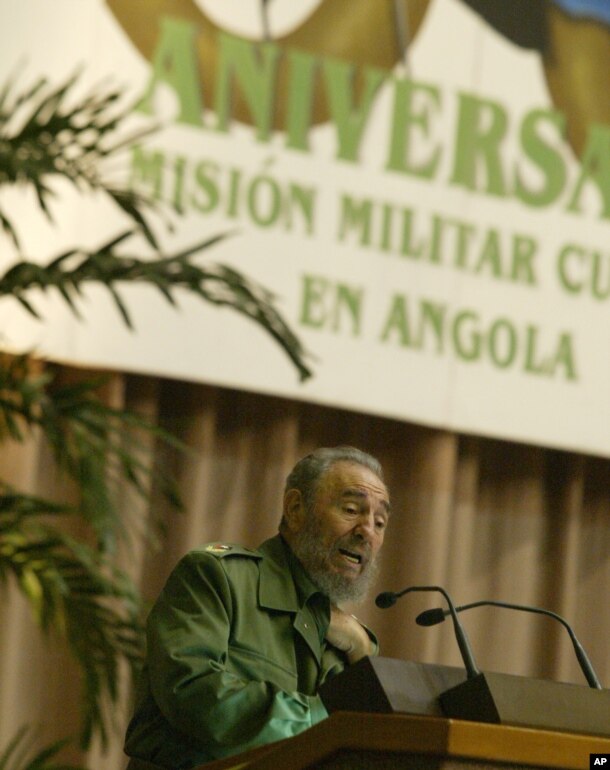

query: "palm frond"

left=0, top=489, right=73, bottom=527
left=0, top=70, right=157, bottom=249
left=0, top=726, right=88, bottom=770
left=0, top=488, right=144, bottom=748
left=0, top=354, right=184, bottom=550
left=0, top=233, right=313, bottom=380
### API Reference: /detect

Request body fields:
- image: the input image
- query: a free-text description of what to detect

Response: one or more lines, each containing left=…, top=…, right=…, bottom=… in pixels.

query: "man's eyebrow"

left=341, top=489, right=391, bottom=515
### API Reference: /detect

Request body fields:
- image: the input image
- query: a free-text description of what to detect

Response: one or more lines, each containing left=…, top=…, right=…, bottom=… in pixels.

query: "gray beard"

left=289, top=516, right=379, bottom=605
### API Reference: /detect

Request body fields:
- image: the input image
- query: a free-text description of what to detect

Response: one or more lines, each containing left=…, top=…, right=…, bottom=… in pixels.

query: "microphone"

left=375, top=585, right=481, bottom=679
left=416, top=599, right=602, bottom=690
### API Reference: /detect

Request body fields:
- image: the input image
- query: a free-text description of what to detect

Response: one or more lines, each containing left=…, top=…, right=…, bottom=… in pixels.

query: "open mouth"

left=338, top=548, right=362, bottom=565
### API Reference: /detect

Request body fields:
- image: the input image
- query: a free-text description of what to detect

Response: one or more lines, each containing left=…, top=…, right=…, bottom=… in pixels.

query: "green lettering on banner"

left=450, top=92, right=508, bottom=197
left=134, top=18, right=610, bottom=224
left=226, top=167, right=242, bottom=219
left=400, top=208, right=427, bottom=259
left=192, top=160, right=220, bottom=213
left=129, top=148, right=317, bottom=234
left=285, top=183, right=316, bottom=235
left=379, top=294, right=412, bottom=346
left=556, top=243, right=610, bottom=300
left=215, top=32, right=280, bottom=141
left=473, top=228, right=503, bottom=279
left=300, top=275, right=328, bottom=329
left=379, top=203, right=393, bottom=253
left=510, top=235, right=538, bottom=285
left=337, top=194, right=373, bottom=246
left=130, top=145, right=165, bottom=200
left=335, top=195, right=538, bottom=286
left=378, top=295, right=577, bottom=380
left=285, top=49, right=318, bottom=152
left=137, top=16, right=203, bottom=126
left=557, top=243, right=584, bottom=294
left=386, top=79, right=442, bottom=179
left=247, top=170, right=282, bottom=227
left=379, top=296, right=446, bottom=353
left=453, top=310, right=482, bottom=361
left=300, top=275, right=363, bottom=336
left=524, top=328, right=577, bottom=380
left=488, top=319, right=517, bottom=368
left=334, top=284, right=364, bottom=335
left=452, top=219, right=476, bottom=270
left=172, top=155, right=187, bottom=212
left=322, top=59, right=386, bottom=162
left=567, top=124, right=610, bottom=219
left=515, top=108, right=567, bottom=207
left=591, top=250, right=610, bottom=300
left=417, top=301, right=446, bottom=353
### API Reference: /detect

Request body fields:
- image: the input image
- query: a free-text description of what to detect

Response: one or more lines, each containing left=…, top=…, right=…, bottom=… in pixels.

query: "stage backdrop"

left=1, top=0, right=610, bottom=457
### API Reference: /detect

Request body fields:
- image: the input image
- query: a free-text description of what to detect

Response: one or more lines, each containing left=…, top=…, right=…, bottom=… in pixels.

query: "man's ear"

left=283, top=488, right=306, bottom=533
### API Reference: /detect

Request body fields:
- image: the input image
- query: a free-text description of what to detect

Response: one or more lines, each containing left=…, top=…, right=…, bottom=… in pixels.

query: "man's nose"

left=354, top=514, right=376, bottom=541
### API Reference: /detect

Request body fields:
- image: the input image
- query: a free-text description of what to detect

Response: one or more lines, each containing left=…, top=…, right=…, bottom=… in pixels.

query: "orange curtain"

left=1, top=367, right=609, bottom=769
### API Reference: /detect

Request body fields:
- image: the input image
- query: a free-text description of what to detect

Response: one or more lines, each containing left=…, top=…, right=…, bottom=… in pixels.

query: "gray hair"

left=281, top=446, right=384, bottom=524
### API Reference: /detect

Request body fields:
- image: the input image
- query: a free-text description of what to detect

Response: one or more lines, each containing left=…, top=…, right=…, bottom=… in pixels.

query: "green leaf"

left=0, top=506, right=145, bottom=747
left=0, top=232, right=313, bottom=379
left=0, top=726, right=88, bottom=770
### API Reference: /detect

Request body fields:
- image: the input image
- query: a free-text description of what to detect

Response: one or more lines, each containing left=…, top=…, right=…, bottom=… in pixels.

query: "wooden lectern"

left=186, top=657, right=610, bottom=770
left=318, top=657, right=610, bottom=737
left=192, top=711, right=610, bottom=770
left=128, top=658, right=610, bottom=770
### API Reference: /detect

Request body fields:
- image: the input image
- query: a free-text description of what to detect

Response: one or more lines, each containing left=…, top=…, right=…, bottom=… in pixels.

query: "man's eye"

left=375, top=519, right=387, bottom=530
left=344, top=506, right=358, bottom=514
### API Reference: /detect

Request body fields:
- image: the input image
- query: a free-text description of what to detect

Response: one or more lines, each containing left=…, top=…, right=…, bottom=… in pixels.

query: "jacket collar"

left=257, top=535, right=319, bottom=612
left=257, top=535, right=329, bottom=666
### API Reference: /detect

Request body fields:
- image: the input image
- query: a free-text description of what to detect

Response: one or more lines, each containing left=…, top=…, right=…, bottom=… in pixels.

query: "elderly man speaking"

left=124, top=446, right=390, bottom=769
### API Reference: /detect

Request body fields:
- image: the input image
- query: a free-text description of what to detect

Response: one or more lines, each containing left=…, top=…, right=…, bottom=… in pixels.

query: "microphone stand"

left=416, top=599, right=602, bottom=690
left=361, top=584, right=610, bottom=735
left=377, top=585, right=481, bottom=679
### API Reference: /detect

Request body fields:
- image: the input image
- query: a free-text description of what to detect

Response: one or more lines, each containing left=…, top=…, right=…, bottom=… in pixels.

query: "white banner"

left=1, top=0, right=609, bottom=457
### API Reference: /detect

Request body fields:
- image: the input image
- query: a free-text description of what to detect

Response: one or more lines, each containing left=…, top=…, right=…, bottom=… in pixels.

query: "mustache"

left=335, top=535, right=373, bottom=564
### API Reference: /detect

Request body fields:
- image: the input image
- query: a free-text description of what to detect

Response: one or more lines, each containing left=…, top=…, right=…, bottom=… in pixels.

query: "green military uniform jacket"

left=124, top=535, right=374, bottom=769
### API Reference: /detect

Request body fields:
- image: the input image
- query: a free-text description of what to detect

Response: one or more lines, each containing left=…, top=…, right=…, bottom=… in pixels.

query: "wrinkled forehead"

left=317, top=461, right=390, bottom=510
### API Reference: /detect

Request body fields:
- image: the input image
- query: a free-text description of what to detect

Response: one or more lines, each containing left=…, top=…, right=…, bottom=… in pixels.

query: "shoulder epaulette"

left=198, top=542, right=262, bottom=559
